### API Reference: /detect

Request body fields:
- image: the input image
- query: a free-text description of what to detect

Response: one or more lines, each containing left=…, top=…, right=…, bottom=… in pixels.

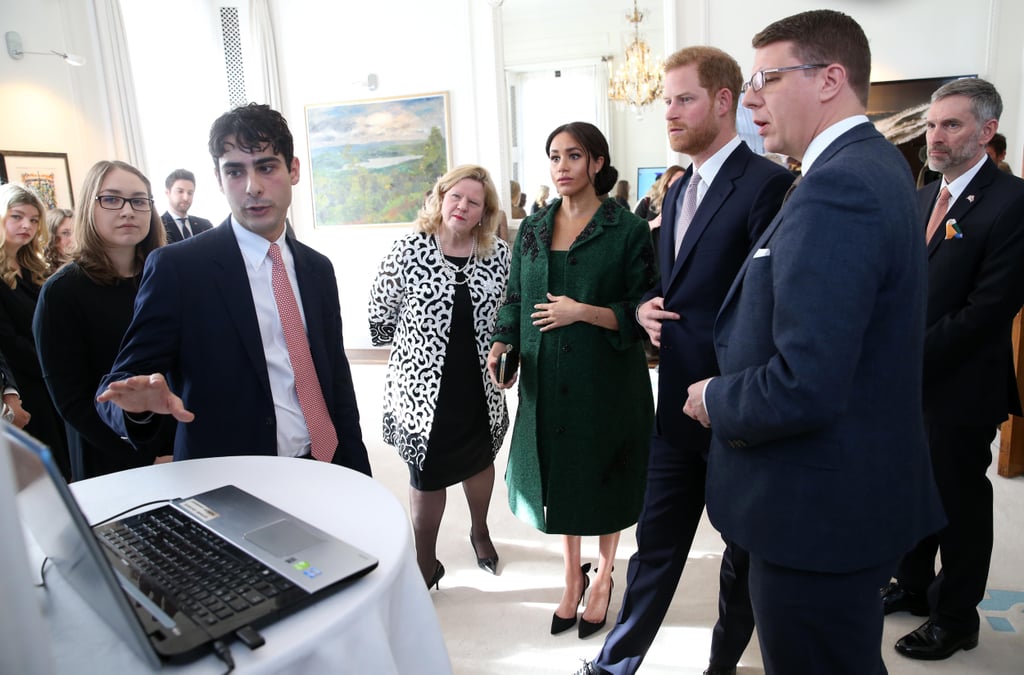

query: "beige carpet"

left=350, top=362, right=1023, bottom=674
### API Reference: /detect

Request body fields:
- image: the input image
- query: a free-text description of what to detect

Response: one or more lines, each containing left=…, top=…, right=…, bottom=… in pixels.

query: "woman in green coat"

left=488, top=122, right=656, bottom=638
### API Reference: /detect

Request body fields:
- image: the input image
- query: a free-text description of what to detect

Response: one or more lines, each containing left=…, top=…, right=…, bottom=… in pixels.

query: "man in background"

left=578, top=46, right=792, bottom=675
left=162, top=169, right=214, bottom=242
left=684, top=10, right=944, bottom=673
left=985, top=132, right=1014, bottom=174
left=97, top=103, right=370, bottom=476
left=883, top=77, right=1024, bottom=661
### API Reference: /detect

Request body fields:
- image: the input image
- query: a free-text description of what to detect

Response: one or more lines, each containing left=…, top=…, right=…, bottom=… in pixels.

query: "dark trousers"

left=749, top=554, right=896, bottom=675
left=594, top=435, right=754, bottom=674
left=895, top=421, right=995, bottom=633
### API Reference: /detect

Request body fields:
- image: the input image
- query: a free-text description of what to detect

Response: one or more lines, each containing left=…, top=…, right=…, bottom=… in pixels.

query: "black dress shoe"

left=704, top=667, right=737, bottom=675
left=880, top=581, right=929, bottom=616
left=894, top=620, right=979, bottom=660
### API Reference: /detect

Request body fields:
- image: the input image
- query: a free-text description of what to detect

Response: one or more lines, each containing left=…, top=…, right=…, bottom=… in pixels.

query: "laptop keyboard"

left=98, top=507, right=297, bottom=628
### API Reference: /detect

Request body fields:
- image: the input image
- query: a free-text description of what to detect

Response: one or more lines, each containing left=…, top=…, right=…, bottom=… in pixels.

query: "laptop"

left=2, top=423, right=378, bottom=667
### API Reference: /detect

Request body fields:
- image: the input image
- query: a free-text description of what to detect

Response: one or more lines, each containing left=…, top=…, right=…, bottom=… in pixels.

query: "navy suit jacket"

left=161, top=211, right=214, bottom=243
left=97, top=219, right=371, bottom=475
left=920, top=159, right=1024, bottom=425
left=705, top=122, right=943, bottom=573
left=647, top=142, right=792, bottom=450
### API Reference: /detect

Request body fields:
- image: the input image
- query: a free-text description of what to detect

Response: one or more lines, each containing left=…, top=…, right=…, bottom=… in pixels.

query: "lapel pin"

left=966, top=194, right=975, bottom=203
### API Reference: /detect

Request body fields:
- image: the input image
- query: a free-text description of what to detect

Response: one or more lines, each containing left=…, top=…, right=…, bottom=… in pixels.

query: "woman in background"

left=489, top=122, right=655, bottom=638
left=43, top=207, right=75, bottom=272
left=510, top=180, right=528, bottom=219
left=0, top=184, right=70, bottom=478
left=33, top=161, right=171, bottom=480
left=369, top=164, right=510, bottom=588
left=532, top=185, right=550, bottom=214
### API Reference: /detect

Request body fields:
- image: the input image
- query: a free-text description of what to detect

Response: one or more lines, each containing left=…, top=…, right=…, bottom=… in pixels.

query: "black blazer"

left=647, top=142, right=792, bottom=450
left=161, top=211, right=214, bottom=243
left=921, top=158, right=1024, bottom=425
left=97, top=219, right=371, bottom=475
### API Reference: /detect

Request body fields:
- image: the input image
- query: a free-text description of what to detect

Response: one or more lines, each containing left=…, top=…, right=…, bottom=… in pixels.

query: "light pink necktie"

left=268, top=243, right=338, bottom=462
left=925, top=187, right=951, bottom=244
left=675, top=173, right=701, bottom=256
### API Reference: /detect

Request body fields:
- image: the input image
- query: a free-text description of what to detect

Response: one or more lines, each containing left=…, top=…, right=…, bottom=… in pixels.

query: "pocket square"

left=753, top=248, right=771, bottom=258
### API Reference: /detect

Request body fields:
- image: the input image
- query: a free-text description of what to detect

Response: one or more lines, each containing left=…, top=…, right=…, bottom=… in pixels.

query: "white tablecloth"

left=42, top=456, right=451, bottom=674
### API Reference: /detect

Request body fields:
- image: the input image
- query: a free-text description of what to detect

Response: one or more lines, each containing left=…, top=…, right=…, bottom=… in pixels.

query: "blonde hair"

left=646, top=165, right=686, bottom=215
left=0, top=183, right=49, bottom=289
left=74, top=160, right=166, bottom=285
left=44, top=207, right=74, bottom=272
left=533, top=185, right=550, bottom=209
left=414, top=165, right=502, bottom=257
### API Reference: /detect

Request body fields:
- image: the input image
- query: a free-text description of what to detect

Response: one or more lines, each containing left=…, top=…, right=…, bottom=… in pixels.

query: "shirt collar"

left=801, top=115, right=869, bottom=173
left=940, top=155, right=988, bottom=202
left=692, top=135, right=742, bottom=186
left=231, top=216, right=288, bottom=271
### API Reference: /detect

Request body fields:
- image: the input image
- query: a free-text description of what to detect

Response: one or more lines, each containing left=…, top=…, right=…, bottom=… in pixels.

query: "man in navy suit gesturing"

left=97, top=104, right=370, bottom=475
left=884, top=77, right=1024, bottom=661
left=578, top=46, right=792, bottom=675
left=683, top=10, right=943, bottom=674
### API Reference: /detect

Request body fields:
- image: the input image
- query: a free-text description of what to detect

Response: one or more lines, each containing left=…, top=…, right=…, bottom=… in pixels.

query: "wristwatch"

left=2, top=403, right=15, bottom=424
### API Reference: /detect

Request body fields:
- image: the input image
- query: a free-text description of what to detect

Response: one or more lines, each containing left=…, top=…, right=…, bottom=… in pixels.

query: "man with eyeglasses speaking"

left=682, top=10, right=944, bottom=674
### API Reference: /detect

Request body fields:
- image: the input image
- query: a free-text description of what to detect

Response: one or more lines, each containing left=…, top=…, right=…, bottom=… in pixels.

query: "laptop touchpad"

left=245, top=519, right=324, bottom=555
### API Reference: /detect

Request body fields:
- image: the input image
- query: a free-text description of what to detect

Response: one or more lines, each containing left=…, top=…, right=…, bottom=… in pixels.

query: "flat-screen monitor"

left=636, top=167, right=666, bottom=203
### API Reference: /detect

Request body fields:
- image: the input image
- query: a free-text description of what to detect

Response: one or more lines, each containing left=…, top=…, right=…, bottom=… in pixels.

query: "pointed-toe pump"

left=578, top=577, right=613, bottom=638
left=551, top=563, right=591, bottom=635
left=426, top=560, right=445, bottom=590
left=470, top=531, right=499, bottom=575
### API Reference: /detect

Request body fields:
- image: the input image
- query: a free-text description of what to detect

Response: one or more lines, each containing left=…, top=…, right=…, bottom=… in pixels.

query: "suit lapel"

left=668, top=146, right=751, bottom=291
left=210, top=224, right=273, bottom=400
left=925, top=160, right=997, bottom=257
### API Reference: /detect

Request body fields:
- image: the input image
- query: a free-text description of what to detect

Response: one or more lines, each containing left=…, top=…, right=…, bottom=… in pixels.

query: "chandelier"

left=607, top=1, right=663, bottom=118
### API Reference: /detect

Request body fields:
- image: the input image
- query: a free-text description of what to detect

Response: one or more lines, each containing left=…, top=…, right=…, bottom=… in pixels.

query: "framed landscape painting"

left=305, top=92, right=451, bottom=227
left=0, top=150, right=75, bottom=208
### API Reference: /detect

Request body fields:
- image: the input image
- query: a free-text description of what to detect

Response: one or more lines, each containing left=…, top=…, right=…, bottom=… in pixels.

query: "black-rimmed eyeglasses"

left=96, top=195, right=154, bottom=212
left=741, top=64, right=828, bottom=94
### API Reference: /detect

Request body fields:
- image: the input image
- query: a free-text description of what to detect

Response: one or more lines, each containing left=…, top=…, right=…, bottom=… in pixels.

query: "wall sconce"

left=5, top=31, right=85, bottom=67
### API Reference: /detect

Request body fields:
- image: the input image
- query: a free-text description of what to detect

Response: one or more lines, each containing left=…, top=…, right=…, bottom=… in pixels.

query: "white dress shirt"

left=231, top=218, right=312, bottom=457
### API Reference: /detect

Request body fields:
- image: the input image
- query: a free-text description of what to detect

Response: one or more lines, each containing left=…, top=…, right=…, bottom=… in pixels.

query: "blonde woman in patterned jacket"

left=369, top=165, right=510, bottom=588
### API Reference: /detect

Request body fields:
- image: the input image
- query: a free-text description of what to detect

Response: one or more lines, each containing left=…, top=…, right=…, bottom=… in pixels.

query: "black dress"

left=33, top=263, right=172, bottom=480
left=0, top=271, right=70, bottom=479
left=409, top=256, right=492, bottom=491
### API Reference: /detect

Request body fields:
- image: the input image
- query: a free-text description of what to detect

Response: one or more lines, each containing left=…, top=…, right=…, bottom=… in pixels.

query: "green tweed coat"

left=493, top=199, right=656, bottom=535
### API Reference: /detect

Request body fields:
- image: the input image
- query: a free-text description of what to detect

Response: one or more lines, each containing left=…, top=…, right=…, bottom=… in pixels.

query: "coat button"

left=561, top=344, right=571, bottom=353
left=556, top=426, right=566, bottom=434
left=266, top=416, right=275, bottom=426
left=569, top=256, right=578, bottom=265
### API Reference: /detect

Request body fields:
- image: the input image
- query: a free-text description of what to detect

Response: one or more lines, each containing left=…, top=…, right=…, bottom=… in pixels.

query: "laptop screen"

left=1, top=424, right=161, bottom=668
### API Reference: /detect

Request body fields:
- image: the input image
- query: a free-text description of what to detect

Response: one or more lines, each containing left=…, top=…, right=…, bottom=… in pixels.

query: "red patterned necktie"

left=268, top=243, right=338, bottom=462
left=925, top=187, right=951, bottom=244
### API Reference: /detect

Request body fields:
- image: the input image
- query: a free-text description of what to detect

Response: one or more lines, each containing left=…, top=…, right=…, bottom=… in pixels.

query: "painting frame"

left=0, top=150, right=75, bottom=209
left=304, top=92, right=452, bottom=228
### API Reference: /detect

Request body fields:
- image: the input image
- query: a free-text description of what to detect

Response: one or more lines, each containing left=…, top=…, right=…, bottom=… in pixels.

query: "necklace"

left=433, top=232, right=476, bottom=285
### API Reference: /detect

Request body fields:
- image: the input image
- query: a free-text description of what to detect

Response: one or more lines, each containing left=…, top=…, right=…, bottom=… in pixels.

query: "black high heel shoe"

left=551, top=563, right=591, bottom=635
left=579, top=577, right=613, bottom=638
left=469, top=530, right=499, bottom=575
left=426, top=560, right=445, bottom=590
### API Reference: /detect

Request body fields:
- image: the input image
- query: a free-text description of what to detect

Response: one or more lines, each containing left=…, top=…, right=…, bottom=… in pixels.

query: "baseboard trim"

left=348, top=348, right=390, bottom=364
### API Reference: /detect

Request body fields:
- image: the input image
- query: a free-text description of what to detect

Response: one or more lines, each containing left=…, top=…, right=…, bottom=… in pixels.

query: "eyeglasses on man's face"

left=95, top=195, right=154, bottom=212
left=741, top=64, right=829, bottom=94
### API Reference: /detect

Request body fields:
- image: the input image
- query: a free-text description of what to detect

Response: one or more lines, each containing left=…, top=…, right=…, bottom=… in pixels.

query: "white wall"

left=3, top=0, right=1023, bottom=353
